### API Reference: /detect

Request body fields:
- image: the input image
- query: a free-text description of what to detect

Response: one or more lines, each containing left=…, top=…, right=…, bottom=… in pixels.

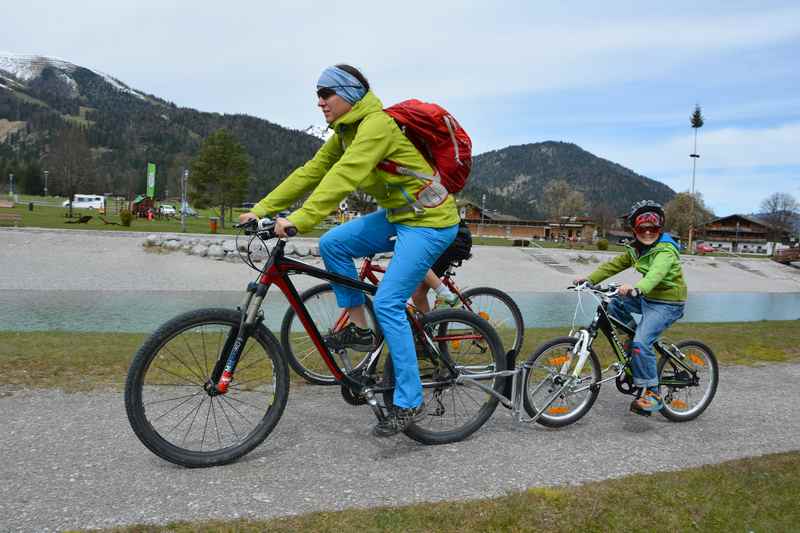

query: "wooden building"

left=697, top=214, right=781, bottom=255
left=458, top=200, right=596, bottom=242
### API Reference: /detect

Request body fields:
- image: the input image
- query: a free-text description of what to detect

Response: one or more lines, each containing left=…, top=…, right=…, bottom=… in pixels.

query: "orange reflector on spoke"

left=546, top=406, right=569, bottom=415
left=548, top=355, right=570, bottom=366
left=670, top=399, right=688, bottom=409
left=451, top=340, right=462, bottom=349
left=478, top=311, right=490, bottom=321
left=688, top=354, right=705, bottom=366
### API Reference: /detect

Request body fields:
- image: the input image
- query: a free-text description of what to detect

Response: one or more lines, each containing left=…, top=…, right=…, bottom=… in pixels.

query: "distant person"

left=239, top=64, right=460, bottom=436
left=574, top=200, right=687, bottom=415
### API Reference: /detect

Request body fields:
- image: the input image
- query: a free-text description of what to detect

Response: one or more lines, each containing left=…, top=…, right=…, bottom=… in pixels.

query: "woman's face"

left=318, top=92, right=352, bottom=124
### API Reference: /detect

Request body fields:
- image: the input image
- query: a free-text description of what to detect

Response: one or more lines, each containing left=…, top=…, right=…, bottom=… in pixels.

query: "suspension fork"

left=209, top=281, right=267, bottom=394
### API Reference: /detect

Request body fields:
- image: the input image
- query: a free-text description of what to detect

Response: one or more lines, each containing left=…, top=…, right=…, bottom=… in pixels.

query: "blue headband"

left=317, top=66, right=367, bottom=105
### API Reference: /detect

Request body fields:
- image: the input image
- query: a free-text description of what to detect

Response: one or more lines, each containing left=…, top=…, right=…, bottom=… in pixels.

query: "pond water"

left=1, top=290, right=798, bottom=333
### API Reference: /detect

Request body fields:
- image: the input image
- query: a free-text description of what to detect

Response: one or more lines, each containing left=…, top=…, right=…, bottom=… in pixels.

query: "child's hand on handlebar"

left=618, top=284, right=639, bottom=297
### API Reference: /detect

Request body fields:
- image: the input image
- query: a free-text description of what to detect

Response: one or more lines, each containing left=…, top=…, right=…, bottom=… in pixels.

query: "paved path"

left=1, top=362, right=798, bottom=532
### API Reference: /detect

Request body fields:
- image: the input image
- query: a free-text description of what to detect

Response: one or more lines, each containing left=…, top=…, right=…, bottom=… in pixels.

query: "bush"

left=119, top=209, right=133, bottom=227
left=596, top=239, right=609, bottom=251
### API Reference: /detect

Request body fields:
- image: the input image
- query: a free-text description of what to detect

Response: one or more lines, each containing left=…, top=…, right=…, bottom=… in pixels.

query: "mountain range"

left=1, top=52, right=675, bottom=217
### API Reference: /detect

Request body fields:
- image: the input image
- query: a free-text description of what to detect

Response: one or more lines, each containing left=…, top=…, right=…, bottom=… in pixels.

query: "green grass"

left=97, top=451, right=800, bottom=532
left=2, top=201, right=326, bottom=236
left=2, top=321, right=797, bottom=393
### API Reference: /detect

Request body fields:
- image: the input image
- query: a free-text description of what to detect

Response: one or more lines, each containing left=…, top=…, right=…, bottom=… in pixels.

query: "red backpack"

left=377, top=99, right=472, bottom=193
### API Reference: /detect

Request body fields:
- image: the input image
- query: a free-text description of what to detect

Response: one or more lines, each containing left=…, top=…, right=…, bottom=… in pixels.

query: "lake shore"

left=2, top=227, right=799, bottom=293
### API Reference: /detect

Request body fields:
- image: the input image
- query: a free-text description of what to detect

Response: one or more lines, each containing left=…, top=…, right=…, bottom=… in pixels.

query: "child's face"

left=634, top=225, right=660, bottom=245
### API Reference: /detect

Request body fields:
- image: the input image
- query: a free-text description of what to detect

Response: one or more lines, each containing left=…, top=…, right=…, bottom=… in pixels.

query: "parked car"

left=696, top=243, right=714, bottom=254
left=159, top=204, right=177, bottom=216
left=62, top=194, right=105, bottom=210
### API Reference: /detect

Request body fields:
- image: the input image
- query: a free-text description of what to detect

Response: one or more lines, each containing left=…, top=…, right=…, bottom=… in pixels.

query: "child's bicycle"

left=523, top=282, right=718, bottom=427
left=124, top=219, right=509, bottom=467
left=280, top=254, right=525, bottom=385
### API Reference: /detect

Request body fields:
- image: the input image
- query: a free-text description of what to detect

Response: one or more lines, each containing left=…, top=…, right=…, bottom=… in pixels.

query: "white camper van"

left=62, top=194, right=105, bottom=210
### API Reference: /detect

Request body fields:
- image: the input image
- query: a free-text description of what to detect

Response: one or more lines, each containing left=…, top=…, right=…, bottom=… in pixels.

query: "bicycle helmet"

left=625, top=200, right=665, bottom=228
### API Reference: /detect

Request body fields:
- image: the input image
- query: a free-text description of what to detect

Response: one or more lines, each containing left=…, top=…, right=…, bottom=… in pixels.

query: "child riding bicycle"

left=575, top=200, right=687, bottom=415
left=411, top=220, right=473, bottom=313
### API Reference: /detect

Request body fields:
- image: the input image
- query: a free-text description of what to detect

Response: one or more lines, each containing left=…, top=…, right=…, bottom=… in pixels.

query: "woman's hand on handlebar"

left=239, top=212, right=258, bottom=225
left=275, top=217, right=297, bottom=238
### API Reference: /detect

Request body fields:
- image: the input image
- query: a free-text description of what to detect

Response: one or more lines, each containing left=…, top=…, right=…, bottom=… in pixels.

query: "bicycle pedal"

left=629, top=404, right=652, bottom=417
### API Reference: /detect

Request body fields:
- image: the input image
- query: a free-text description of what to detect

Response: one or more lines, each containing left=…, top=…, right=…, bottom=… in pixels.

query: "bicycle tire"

left=460, top=286, right=525, bottom=357
left=658, top=340, right=718, bottom=422
left=125, top=308, right=289, bottom=467
left=382, top=308, right=506, bottom=445
left=280, top=283, right=379, bottom=385
left=522, top=336, right=601, bottom=428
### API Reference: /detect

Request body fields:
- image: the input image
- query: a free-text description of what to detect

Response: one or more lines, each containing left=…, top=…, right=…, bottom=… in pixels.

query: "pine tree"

left=189, top=129, right=250, bottom=229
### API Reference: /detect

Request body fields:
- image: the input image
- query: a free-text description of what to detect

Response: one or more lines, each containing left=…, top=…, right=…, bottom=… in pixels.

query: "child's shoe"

left=630, top=389, right=663, bottom=416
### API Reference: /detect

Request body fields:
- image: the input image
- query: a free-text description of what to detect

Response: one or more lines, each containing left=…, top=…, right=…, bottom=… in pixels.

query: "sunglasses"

left=316, top=85, right=363, bottom=99
left=634, top=225, right=661, bottom=235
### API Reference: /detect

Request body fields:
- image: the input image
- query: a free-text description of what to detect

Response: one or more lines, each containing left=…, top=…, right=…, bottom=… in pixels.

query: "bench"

left=0, top=212, right=22, bottom=227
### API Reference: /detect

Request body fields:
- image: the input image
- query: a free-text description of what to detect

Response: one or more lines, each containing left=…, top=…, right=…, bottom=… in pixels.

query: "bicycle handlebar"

left=235, top=217, right=297, bottom=238
left=567, top=281, right=640, bottom=299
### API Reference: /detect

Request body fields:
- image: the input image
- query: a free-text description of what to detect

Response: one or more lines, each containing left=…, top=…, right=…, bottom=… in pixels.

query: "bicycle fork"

left=208, top=282, right=265, bottom=395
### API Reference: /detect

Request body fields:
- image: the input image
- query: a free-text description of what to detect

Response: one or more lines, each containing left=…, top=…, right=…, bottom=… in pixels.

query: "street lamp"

left=43, top=170, right=49, bottom=197
left=180, top=168, right=189, bottom=233
left=8, top=173, right=13, bottom=196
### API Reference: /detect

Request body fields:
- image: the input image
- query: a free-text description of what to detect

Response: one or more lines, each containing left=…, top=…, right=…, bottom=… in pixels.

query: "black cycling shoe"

left=325, top=323, right=377, bottom=352
left=372, top=403, right=427, bottom=437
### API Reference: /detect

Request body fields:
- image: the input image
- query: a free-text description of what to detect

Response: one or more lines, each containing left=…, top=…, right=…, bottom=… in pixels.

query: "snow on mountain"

left=0, top=51, right=147, bottom=100
left=302, top=124, right=333, bottom=141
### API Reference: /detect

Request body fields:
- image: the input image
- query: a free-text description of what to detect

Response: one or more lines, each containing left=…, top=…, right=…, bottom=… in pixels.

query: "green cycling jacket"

left=251, top=91, right=459, bottom=233
left=587, top=233, right=687, bottom=302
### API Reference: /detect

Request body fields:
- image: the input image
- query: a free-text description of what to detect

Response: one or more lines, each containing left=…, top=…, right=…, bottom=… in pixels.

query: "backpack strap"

left=387, top=185, right=425, bottom=217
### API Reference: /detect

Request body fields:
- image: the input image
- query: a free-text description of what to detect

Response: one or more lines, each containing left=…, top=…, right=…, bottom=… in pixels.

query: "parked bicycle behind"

left=239, top=64, right=464, bottom=435
left=281, top=219, right=525, bottom=386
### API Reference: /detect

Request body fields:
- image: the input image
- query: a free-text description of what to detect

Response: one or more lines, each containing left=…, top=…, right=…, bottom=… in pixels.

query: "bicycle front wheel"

left=460, top=287, right=525, bottom=357
left=125, top=308, right=289, bottom=467
left=382, top=309, right=506, bottom=445
left=658, top=340, right=718, bottom=422
left=280, top=283, right=379, bottom=385
left=523, top=336, right=601, bottom=428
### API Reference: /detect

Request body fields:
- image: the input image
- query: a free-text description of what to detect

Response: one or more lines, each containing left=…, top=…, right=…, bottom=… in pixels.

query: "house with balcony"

left=697, top=214, right=783, bottom=255
left=458, top=200, right=596, bottom=242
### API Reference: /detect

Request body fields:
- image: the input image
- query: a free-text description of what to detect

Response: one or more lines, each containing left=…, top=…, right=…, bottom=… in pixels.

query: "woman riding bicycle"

left=575, top=200, right=687, bottom=415
left=239, top=64, right=460, bottom=436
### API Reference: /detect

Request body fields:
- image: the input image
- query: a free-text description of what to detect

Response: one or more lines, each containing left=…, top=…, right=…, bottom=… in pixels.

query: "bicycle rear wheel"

left=658, top=340, right=718, bottom=422
left=280, top=283, right=379, bottom=385
left=460, top=287, right=525, bottom=357
left=523, top=336, right=601, bottom=428
left=382, top=309, right=506, bottom=445
left=125, top=308, right=289, bottom=467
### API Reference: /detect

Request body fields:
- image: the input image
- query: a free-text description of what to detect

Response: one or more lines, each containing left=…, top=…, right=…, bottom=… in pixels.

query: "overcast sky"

left=4, top=1, right=799, bottom=215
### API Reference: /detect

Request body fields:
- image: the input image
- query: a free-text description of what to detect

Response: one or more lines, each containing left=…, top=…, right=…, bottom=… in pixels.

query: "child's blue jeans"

left=319, top=209, right=458, bottom=409
left=607, top=295, right=685, bottom=389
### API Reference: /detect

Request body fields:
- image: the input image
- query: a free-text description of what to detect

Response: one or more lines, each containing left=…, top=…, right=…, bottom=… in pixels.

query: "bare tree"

left=49, top=128, right=95, bottom=217
left=664, top=191, right=714, bottom=243
left=543, top=179, right=587, bottom=241
left=759, top=192, right=799, bottom=241
left=590, top=202, right=616, bottom=238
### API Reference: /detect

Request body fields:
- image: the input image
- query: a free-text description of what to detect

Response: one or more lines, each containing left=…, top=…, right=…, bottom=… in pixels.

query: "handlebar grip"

left=285, top=226, right=298, bottom=237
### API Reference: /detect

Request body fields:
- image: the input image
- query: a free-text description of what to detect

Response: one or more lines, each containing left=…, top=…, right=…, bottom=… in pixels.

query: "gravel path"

left=1, top=362, right=798, bottom=532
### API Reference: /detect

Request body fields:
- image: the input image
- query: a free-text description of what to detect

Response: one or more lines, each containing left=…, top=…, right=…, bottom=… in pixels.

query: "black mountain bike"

left=523, top=282, right=718, bottom=427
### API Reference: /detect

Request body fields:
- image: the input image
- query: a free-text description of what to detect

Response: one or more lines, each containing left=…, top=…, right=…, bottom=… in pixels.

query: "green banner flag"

left=146, top=163, right=156, bottom=198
